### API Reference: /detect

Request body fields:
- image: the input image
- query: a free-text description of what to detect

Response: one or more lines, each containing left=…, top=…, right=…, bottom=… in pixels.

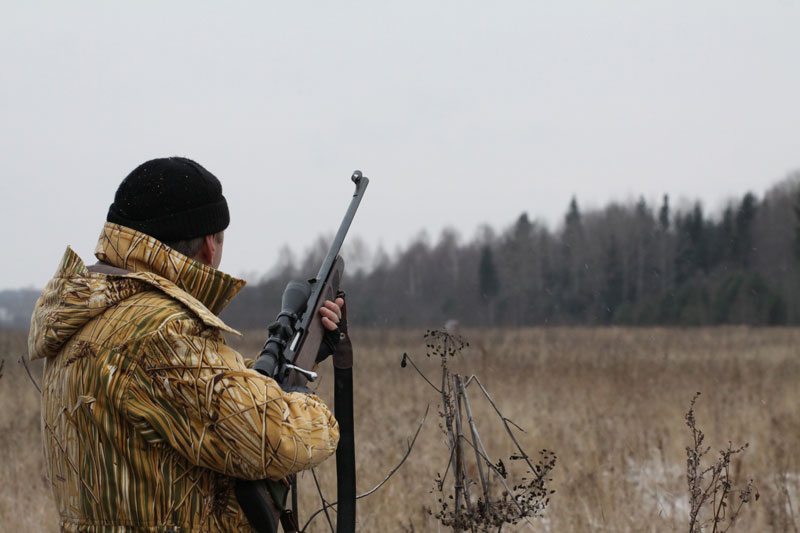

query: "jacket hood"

left=28, top=223, right=245, bottom=361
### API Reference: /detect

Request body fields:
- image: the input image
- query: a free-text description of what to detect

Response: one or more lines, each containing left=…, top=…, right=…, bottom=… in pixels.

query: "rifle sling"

left=334, top=366, right=356, bottom=533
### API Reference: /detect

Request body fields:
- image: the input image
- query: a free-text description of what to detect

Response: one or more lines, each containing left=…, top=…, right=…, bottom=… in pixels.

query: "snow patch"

left=625, top=448, right=688, bottom=519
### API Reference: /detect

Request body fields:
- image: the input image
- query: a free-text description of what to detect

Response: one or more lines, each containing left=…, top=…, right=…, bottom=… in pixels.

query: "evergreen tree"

left=733, top=192, right=757, bottom=267
left=602, top=236, right=624, bottom=322
left=478, top=245, right=500, bottom=324
left=674, top=203, right=708, bottom=283
left=631, top=196, right=653, bottom=302
left=658, top=195, right=670, bottom=232
left=716, top=205, right=735, bottom=265
left=561, top=196, right=586, bottom=319
left=478, top=245, right=500, bottom=302
left=565, top=196, right=582, bottom=232
left=794, top=188, right=800, bottom=262
left=657, top=194, right=672, bottom=291
left=513, top=212, right=533, bottom=241
left=502, top=213, right=537, bottom=324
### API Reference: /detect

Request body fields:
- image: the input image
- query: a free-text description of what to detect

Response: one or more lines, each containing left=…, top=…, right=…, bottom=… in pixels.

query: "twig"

left=777, top=472, right=799, bottom=533
left=458, top=433, right=526, bottom=516
left=457, top=435, right=537, bottom=531
left=438, top=443, right=456, bottom=490
left=712, top=460, right=730, bottom=533
left=302, top=405, right=429, bottom=531
left=358, top=405, right=429, bottom=500
left=465, top=376, right=526, bottom=433
left=469, top=376, right=535, bottom=473
left=401, top=352, right=442, bottom=393
left=19, top=353, right=41, bottom=393
left=457, top=375, right=490, bottom=510
left=685, top=392, right=756, bottom=532
left=439, top=338, right=462, bottom=525
left=311, top=468, right=335, bottom=533
left=453, top=374, right=469, bottom=516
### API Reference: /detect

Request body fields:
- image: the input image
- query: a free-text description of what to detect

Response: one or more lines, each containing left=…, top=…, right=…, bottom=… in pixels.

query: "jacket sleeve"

left=122, top=318, right=339, bottom=480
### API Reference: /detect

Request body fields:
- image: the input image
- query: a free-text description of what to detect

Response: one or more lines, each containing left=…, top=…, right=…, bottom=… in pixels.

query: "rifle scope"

left=253, top=280, right=312, bottom=378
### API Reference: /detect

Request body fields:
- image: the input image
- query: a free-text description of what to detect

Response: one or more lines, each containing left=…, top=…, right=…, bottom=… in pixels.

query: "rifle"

left=235, top=170, right=369, bottom=532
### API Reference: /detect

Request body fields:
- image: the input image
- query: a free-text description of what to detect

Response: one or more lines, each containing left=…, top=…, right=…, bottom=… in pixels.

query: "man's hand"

left=314, top=294, right=352, bottom=369
left=318, top=297, right=344, bottom=331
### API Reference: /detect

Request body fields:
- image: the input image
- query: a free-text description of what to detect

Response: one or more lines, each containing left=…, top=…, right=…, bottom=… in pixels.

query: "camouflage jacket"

left=28, top=223, right=340, bottom=532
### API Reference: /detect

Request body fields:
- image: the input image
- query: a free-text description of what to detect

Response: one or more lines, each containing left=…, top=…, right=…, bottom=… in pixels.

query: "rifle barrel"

left=314, top=171, right=369, bottom=282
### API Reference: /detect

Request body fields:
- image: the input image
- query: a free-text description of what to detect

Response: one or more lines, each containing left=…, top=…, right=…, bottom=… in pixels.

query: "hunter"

left=28, top=157, right=345, bottom=531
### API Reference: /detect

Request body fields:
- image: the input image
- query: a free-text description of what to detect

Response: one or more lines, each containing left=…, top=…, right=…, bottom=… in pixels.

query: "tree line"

left=224, top=174, right=800, bottom=329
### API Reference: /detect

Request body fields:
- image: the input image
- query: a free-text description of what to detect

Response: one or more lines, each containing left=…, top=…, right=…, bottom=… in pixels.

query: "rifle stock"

left=284, top=255, right=344, bottom=388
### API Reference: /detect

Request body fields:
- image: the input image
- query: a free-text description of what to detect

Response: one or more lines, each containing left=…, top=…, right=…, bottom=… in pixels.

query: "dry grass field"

left=1, top=327, right=798, bottom=532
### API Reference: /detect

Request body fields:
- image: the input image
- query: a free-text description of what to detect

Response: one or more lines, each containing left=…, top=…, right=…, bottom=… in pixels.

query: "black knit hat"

left=107, top=157, right=230, bottom=243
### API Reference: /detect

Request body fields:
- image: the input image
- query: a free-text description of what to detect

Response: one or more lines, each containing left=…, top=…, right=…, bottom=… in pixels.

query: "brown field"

left=1, top=327, right=798, bottom=532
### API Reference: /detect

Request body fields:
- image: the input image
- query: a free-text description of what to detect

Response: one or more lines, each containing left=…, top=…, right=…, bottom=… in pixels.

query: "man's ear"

left=198, top=234, right=217, bottom=265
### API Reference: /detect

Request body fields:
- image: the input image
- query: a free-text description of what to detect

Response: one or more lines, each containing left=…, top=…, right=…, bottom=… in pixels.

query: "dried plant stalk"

left=685, top=392, right=758, bottom=533
left=407, top=330, right=556, bottom=532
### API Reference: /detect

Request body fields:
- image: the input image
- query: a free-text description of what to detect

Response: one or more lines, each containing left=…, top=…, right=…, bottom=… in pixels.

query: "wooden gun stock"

left=284, top=255, right=344, bottom=388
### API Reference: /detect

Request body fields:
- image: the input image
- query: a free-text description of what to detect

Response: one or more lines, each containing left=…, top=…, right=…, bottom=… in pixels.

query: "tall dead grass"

left=1, top=327, right=797, bottom=531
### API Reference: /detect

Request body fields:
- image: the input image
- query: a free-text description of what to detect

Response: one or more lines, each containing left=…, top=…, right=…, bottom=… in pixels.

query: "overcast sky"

left=1, top=1, right=799, bottom=289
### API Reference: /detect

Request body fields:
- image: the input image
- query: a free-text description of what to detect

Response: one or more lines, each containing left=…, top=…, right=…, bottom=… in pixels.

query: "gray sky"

left=2, top=1, right=799, bottom=289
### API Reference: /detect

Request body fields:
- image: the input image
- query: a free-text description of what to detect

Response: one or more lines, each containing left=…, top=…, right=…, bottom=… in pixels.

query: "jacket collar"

left=94, top=222, right=246, bottom=327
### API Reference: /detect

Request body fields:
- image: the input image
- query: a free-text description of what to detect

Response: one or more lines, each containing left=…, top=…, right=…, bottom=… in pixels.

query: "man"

left=28, top=157, right=345, bottom=531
